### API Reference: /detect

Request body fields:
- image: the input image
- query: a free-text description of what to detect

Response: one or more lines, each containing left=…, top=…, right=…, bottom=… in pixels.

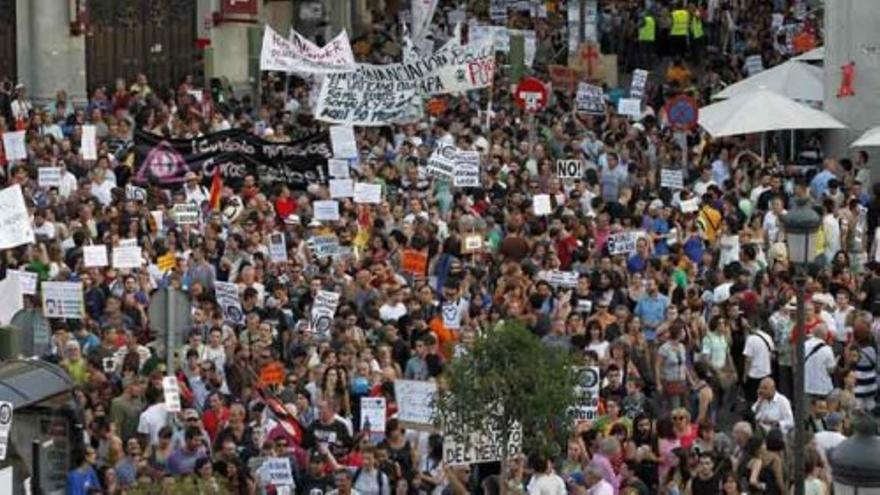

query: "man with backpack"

left=352, top=446, right=390, bottom=495
left=803, top=325, right=837, bottom=399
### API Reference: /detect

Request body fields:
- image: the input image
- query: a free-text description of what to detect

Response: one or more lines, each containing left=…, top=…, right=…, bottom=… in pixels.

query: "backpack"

left=353, top=468, right=385, bottom=495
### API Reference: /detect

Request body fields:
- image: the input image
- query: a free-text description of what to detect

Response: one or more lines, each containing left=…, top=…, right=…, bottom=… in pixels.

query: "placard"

left=126, top=184, right=148, bottom=202
left=443, top=416, right=522, bottom=465
left=42, top=281, right=84, bottom=319
left=37, top=167, right=62, bottom=188
left=394, top=379, right=437, bottom=427
left=543, top=270, right=579, bottom=289
left=354, top=183, right=382, bottom=204
left=328, top=159, right=350, bottom=178
left=617, top=98, right=642, bottom=119
left=329, top=126, right=358, bottom=158
left=329, top=178, right=354, bottom=199
left=427, top=144, right=457, bottom=179
left=259, top=361, right=286, bottom=387
left=360, top=397, right=387, bottom=434
left=172, top=203, right=200, bottom=225
left=81, top=125, right=98, bottom=160
left=162, top=376, right=182, bottom=413
left=157, top=252, right=176, bottom=272
left=7, top=270, right=37, bottom=296
left=571, top=366, right=601, bottom=422
left=745, top=54, right=765, bottom=76
left=401, top=250, right=428, bottom=276
left=607, top=231, right=642, bottom=255
left=660, top=169, right=684, bottom=189
left=309, top=235, right=341, bottom=259
left=453, top=151, right=480, bottom=188
left=533, top=194, right=552, bottom=216
left=556, top=159, right=583, bottom=180
left=630, top=69, right=648, bottom=99
left=83, top=245, right=109, bottom=268
left=119, top=238, right=138, bottom=247
left=313, top=200, right=340, bottom=221
left=0, top=402, right=13, bottom=461
left=262, top=457, right=294, bottom=486
left=0, top=185, right=35, bottom=249
left=112, top=246, right=142, bottom=269
left=1, top=131, right=26, bottom=161
left=576, top=83, right=606, bottom=115
left=462, top=234, right=482, bottom=253
left=268, top=233, right=288, bottom=264
left=215, top=281, right=244, bottom=324
left=680, top=197, right=700, bottom=213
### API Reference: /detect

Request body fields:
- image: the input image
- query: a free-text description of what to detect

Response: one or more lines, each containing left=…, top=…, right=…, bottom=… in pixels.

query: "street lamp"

left=830, top=414, right=880, bottom=494
left=782, top=196, right=821, bottom=495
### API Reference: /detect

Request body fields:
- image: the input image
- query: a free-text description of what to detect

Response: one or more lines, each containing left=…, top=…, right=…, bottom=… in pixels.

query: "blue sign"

left=666, top=95, right=699, bottom=131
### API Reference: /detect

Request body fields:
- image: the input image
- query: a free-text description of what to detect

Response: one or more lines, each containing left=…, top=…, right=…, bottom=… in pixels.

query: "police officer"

left=669, top=1, right=690, bottom=57
left=690, top=4, right=705, bottom=60
left=638, top=10, right=657, bottom=69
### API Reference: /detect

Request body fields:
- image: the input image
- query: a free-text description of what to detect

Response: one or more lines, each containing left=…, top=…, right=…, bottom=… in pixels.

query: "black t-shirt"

left=691, top=475, right=720, bottom=495
left=307, top=419, right=353, bottom=460
left=296, top=472, right=332, bottom=495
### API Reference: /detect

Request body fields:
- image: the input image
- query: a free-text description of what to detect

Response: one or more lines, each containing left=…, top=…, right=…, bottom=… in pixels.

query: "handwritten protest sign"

left=84, top=245, right=109, bottom=267
left=354, top=183, right=382, bottom=204
left=617, top=98, right=642, bottom=119
left=1, top=131, right=26, bottom=161
left=660, top=169, right=684, bottom=189
left=402, top=250, right=428, bottom=276
left=453, top=151, right=480, bottom=187
left=427, top=144, right=457, bottom=179
left=329, top=178, right=354, bottom=198
left=329, top=126, right=358, bottom=158
left=162, top=376, right=181, bottom=412
left=112, top=246, right=142, bottom=269
left=313, top=200, right=341, bottom=221
left=38, top=167, right=62, bottom=188
left=0, top=185, right=35, bottom=249
left=394, top=379, right=437, bottom=427
left=260, top=26, right=356, bottom=73
left=443, top=418, right=523, bottom=465
left=576, top=83, right=606, bottom=115
left=7, top=270, right=37, bottom=296
left=607, top=231, right=643, bottom=255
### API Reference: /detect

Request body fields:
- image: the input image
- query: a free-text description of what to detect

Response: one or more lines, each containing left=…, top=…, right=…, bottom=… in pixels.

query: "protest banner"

left=427, top=144, right=457, bottom=179
left=556, top=159, right=583, bottom=180
left=453, top=151, right=480, bottom=187
left=260, top=26, right=356, bottom=73
left=353, top=183, right=382, bottom=204
left=329, top=178, right=354, bottom=198
left=328, top=159, right=350, bottom=178
left=84, top=245, right=109, bottom=268
left=215, top=281, right=244, bottom=324
left=571, top=366, right=601, bottom=422
left=268, top=233, right=288, bottom=263
left=360, top=397, right=387, bottom=435
left=7, top=270, right=37, bottom=296
left=607, top=231, right=643, bottom=255
left=0, top=185, right=35, bottom=249
left=133, top=129, right=331, bottom=190
left=172, top=204, right=200, bottom=225
left=533, top=194, right=552, bottom=216
left=575, top=83, right=606, bottom=115
left=313, top=200, right=341, bottom=221
left=162, top=376, right=182, bottom=413
left=112, top=246, right=142, bottom=269
left=442, top=415, right=523, bottom=465
left=394, top=379, right=437, bottom=427
left=329, top=126, right=358, bottom=158
left=1, top=131, right=26, bottom=161
left=401, top=250, right=428, bottom=276
left=259, top=361, right=286, bottom=387
left=37, top=167, right=62, bottom=188
left=630, top=69, right=648, bottom=99
left=42, top=281, right=84, bottom=319
left=660, top=169, right=685, bottom=189
left=81, top=125, right=98, bottom=160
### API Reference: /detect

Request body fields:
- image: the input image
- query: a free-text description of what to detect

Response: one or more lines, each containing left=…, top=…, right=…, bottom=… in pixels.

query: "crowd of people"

left=0, top=1, right=874, bottom=495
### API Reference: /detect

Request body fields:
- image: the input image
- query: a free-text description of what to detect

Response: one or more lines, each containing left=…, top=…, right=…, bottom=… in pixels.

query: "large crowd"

left=0, top=1, right=876, bottom=495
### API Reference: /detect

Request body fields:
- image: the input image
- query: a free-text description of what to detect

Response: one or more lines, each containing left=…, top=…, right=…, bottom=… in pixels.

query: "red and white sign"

left=514, top=77, right=548, bottom=112
left=222, top=0, right=257, bottom=16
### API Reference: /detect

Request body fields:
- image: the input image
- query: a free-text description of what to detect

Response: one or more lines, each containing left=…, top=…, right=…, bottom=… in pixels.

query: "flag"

left=257, top=386, right=305, bottom=445
left=208, top=167, right=222, bottom=212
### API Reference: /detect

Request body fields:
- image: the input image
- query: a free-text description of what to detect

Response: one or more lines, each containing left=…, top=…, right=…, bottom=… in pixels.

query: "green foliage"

left=126, top=476, right=231, bottom=495
left=437, top=319, right=578, bottom=459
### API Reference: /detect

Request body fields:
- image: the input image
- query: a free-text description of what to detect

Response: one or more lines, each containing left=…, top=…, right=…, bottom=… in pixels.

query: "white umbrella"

left=699, top=88, right=845, bottom=138
left=850, top=126, right=880, bottom=147
left=792, top=45, right=824, bottom=62
left=712, top=60, right=823, bottom=102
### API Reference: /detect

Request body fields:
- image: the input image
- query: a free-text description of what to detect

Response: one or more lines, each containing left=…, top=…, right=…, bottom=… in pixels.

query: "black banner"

left=133, top=129, right=332, bottom=189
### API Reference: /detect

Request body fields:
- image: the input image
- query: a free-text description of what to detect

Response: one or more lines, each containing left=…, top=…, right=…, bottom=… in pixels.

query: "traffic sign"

left=514, top=77, right=548, bottom=112
left=665, top=94, right=700, bottom=132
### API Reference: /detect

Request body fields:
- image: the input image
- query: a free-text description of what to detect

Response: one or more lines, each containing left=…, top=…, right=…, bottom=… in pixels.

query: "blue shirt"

left=810, top=170, right=836, bottom=199
left=652, top=218, right=671, bottom=256
left=66, top=466, right=100, bottom=495
left=634, top=293, right=669, bottom=331
left=627, top=253, right=648, bottom=273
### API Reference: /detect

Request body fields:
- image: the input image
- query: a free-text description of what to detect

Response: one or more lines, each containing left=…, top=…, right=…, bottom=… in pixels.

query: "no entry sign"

left=514, top=77, right=548, bottom=112
left=665, top=94, right=699, bottom=132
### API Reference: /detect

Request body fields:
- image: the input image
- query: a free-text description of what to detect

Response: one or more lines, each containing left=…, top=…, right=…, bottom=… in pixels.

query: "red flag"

left=208, top=168, right=222, bottom=212
left=257, top=386, right=305, bottom=445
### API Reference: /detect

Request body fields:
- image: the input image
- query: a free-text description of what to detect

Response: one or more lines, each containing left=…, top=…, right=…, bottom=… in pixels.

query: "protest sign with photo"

left=215, top=281, right=244, bottom=325
left=0, top=185, right=35, bottom=249
left=360, top=397, right=387, bottom=434
left=260, top=26, right=356, bottom=74
left=556, top=159, right=583, bottom=180
left=42, top=281, right=84, bottom=319
left=394, top=379, right=437, bottom=427
left=309, top=290, right=340, bottom=336
left=607, top=231, right=643, bottom=255
left=133, top=129, right=331, bottom=190
left=453, top=151, right=480, bottom=187
left=268, top=233, right=288, bottom=263
left=571, top=366, right=601, bottom=422
left=660, top=169, right=685, bottom=189
left=576, top=83, right=606, bottom=115
left=630, top=69, right=648, bottom=99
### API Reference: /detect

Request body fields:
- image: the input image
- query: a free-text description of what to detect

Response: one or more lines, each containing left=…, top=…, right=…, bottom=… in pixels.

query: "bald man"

left=751, top=377, right=794, bottom=435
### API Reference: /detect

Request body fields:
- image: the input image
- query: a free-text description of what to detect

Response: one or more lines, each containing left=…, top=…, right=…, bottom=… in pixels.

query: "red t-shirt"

left=274, top=197, right=297, bottom=219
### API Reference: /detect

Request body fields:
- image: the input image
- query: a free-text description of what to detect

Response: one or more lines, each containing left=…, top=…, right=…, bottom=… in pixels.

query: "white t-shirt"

left=743, top=330, right=774, bottom=379
left=137, top=403, right=169, bottom=446
left=379, top=302, right=407, bottom=322
left=527, top=473, right=567, bottom=495
left=813, top=430, right=846, bottom=458
left=587, top=479, right=615, bottom=495
left=804, top=338, right=836, bottom=396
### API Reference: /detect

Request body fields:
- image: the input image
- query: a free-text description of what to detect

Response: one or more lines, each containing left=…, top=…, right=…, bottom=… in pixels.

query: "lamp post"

left=782, top=197, right=821, bottom=495
left=830, top=414, right=880, bottom=494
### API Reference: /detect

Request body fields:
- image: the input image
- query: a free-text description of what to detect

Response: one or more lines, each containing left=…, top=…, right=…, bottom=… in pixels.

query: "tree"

left=436, top=319, right=579, bottom=465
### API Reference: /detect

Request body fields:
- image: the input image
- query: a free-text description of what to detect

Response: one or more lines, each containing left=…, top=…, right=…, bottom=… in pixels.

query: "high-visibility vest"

left=691, top=14, right=704, bottom=39
left=638, top=16, right=656, bottom=42
left=670, top=9, right=690, bottom=37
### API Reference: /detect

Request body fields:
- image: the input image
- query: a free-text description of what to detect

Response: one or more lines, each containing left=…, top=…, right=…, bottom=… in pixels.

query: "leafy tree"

left=436, top=319, right=579, bottom=463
